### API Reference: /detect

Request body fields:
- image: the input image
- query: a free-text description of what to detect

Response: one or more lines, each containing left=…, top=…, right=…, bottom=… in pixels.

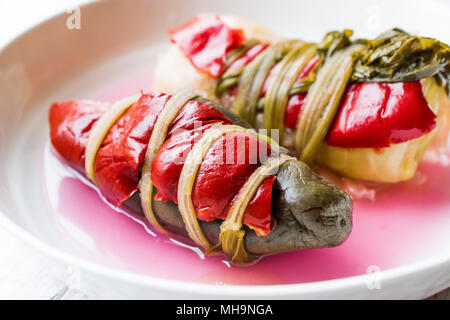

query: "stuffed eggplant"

left=154, top=14, right=450, bottom=183
left=49, top=90, right=352, bottom=264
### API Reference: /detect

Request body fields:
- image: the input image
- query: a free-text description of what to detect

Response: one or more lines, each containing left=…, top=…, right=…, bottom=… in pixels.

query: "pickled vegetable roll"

left=154, top=14, right=450, bottom=183
left=49, top=90, right=352, bottom=264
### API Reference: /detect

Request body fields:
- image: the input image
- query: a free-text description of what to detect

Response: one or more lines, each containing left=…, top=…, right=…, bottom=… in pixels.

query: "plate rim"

left=0, top=0, right=449, bottom=298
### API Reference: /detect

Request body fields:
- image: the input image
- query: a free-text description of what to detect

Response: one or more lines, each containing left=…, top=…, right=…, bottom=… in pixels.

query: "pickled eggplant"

left=49, top=90, right=352, bottom=264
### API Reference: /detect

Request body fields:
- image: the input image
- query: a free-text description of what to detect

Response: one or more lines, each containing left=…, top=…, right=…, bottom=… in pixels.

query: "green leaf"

left=352, top=28, right=450, bottom=94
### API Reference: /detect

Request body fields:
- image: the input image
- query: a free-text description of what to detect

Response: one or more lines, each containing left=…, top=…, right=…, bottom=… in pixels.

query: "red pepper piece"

left=94, top=93, right=171, bottom=206
left=151, top=123, right=223, bottom=203
left=327, top=81, right=437, bottom=148
left=151, top=99, right=234, bottom=202
left=95, top=96, right=231, bottom=206
left=243, top=175, right=276, bottom=237
left=50, top=95, right=275, bottom=236
left=297, top=55, right=320, bottom=79
left=49, top=100, right=109, bottom=173
left=152, top=130, right=275, bottom=236
left=169, top=15, right=244, bottom=77
left=382, top=82, right=437, bottom=144
left=192, top=132, right=275, bottom=237
left=168, top=99, right=231, bottom=135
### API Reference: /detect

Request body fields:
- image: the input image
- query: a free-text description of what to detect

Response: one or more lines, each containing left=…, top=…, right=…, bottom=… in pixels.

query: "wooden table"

left=428, top=288, right=450, bottom=300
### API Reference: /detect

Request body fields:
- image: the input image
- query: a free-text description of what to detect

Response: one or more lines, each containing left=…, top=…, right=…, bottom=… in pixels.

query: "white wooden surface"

left=0, top=224, right=88, bottom=300
left=0, top=0, right=448, bottom=300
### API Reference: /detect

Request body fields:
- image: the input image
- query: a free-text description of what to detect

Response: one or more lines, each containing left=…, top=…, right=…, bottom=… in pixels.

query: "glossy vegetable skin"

left=326, top=81, right=437, bottom=148
left=49, top=93, right=352, bottom=262
left=169, top=15, right=244, bottom=77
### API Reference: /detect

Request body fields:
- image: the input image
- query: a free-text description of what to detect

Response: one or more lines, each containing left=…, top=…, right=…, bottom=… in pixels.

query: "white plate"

left=0, top=0, right=449, bottom=299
